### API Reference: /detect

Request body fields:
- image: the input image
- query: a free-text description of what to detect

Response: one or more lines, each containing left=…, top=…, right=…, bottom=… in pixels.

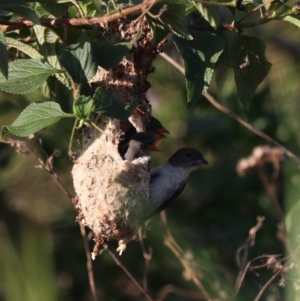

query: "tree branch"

left=104, top=244, right=155, bottom=301
left=3, top=138, right=99, bottom=301
left=203, top=92, right=300, bottom=164
left=159, top=52, right=300, bottom=165
left=0, top=0, right=162, bottom=32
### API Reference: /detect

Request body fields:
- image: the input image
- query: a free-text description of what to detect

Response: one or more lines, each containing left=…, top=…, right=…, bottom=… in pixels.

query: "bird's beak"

left=194, top=158, right=208, bottom=166
left=151, top=137, right=162, bottom=152
left=151, top=144, right=161, bottom=152
left=158, top=128, right=170, bottom=137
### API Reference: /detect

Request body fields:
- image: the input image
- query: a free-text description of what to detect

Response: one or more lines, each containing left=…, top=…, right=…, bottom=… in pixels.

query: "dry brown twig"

left=0, top=0, right=162, bottom=32
left=235, top=216, right=265, bottom=296
left=235, top=146, right=300, bottom=299
left=2, top=137, right=99, bottom=301
left=138, top=228, right=153, bottom=292
left=159, top=52, right=300, bottom=300
left=236, top=146, right=293, bottom=254
left=156, top=284, right=207, bottom=301
left=244, top=246, right=300, bottom=301
left=160, top=211, right=213, bottom=301
left=103, top=244, right=155, bottom=301
left=235, top=243, right=300, bottom=300
left=159, top=53, right=300, bottom=165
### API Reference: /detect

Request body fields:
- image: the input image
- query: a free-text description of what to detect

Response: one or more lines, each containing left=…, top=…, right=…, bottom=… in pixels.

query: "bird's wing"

left=147, top=183, right=187, bottom=219
left=146, top=171, right=187, bottom=220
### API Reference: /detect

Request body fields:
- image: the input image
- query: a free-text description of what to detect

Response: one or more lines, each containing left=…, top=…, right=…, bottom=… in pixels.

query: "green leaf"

left=264, top=0, right=289, bottom=14
left=185, top=2, right=197, bottom=16
left=5, top=37, right=43, bottom=59
left=33, top=25, right=71, bottom=89
left=0, top=0, right=40, bottom=24
left=0, top=59, right=62, bottom=94
left=0, top=101, right=68, bottom=139
left=148, top=0, right=192, bottom=40
left=93, top=87, right=137, bottom=120
left=92, top=41, right=131, bottom=69
left=174, top=31, right=224, bottom=108
left=281, top=15, right=300, bottom=29
left=39, top=2, right=71, bottom=18
left=0, top=30, right=8, bottom=79
left=228, top=34, right=272, bottom=109
left=80, top=0, right=97, bottom=17
left=192, top=1, right=220, bottom=29
left=73, top=95, right=94, bottom=121
left=147, top=17, right=171, bottom=46
left=60, top=31, right=97, bottom=84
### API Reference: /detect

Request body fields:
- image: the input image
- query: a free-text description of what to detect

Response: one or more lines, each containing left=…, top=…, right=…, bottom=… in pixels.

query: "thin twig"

left=3, top=138, right=99, bottom=301
left=203, top=92, right=300, bottom=164
left=159, top=52, right=300, bottom=164
left=253, top=267, right=283, bottom=301
left=160, top=52, right=184, bottom=74
left=235, top=0, right=275, bottom=25
left=79, top=224, right=99, bottom=301
left=160, top=212, right=213, bottom=301
left=156, top=284, right=207, bottom=301
left=133, top=0, right=158, bottom=23
left=234, top=216, right=265, bottom=296
left=257, top=169, right=294, bottom=256
left=25, top=142, right=74, bottom=199
left=192, top=0, right=236, bottom=7
left=235, top=254, right=281, bottom=297
left=104, top=244, right=155, bottom=301
left=139, top=228, right=153, bottom=292
left=29, top=142, right=99, bottom=301
left=0, top=0, right=162, bottom=32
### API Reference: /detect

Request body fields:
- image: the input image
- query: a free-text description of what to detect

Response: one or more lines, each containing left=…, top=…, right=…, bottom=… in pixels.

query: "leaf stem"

left=235, top=0, right=275, bottom=25
left=69, top=118, right=79, bottom=154
left=91, top=121, right=104, bottom=134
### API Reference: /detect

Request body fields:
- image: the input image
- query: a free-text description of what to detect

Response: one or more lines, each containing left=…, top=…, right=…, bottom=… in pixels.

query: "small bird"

left=146, top=116, right=169, bottom=139
left=119, top=116, right=169, bottom=158
left=124, top=132, right=161, bottom=162
left=146, top=148, right=208, bottom=218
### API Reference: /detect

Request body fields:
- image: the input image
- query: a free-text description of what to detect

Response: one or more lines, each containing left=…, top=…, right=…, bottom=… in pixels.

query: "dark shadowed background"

left=1, top=20, right=300, bottom=301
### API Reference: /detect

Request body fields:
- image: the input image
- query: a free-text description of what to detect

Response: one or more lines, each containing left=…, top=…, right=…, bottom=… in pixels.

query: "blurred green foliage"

left=1, top=13, right=300, bottom=301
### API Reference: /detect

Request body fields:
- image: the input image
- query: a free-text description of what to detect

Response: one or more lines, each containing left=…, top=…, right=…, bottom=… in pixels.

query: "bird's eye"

left=186, top=152, right=192, bottom=158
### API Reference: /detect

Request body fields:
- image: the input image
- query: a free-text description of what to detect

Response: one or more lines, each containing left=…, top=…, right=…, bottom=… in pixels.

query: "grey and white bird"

left=147, top=148, right=208, bottom=218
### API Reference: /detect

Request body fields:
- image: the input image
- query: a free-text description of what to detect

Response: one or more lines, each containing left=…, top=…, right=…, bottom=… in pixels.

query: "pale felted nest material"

left=72, top=115, right=151, bottom=255
left=72, top=18, right=166, bottom=255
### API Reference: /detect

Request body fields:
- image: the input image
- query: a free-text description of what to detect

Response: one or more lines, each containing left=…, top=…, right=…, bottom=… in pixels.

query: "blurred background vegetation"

left=1, top=10, right=300, bottom=301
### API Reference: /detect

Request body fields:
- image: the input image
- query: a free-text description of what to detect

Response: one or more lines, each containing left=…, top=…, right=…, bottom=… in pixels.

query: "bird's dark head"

left=147, top=117, right=170, bottom=138
left=168, top=148, right=208, bottom=169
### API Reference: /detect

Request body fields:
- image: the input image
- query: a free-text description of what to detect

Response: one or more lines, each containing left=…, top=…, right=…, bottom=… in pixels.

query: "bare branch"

left=139, top=228, right=153, bottom=292
left=253, top=267, right=283, bottom=301
left=0, top=0, right=162, bottom=32
left=79, top=224, right=99, bottom=301
left=156, top=284, right=207, bottom=301
left=203, top=92, right=300, bottom=165
left=3, top=137, right=99, bottom=301
left=160, top=212, right=213, bottom=301
left=235, top=216, right=265, bottom=295
left=104, top=244, right=155, bottom=301
left=159, top=53, right=300, bottom=165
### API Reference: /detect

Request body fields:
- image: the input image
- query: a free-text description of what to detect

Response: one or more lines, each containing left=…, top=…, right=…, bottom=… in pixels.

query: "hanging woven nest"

left=71, top=18, right=166, bottom=256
